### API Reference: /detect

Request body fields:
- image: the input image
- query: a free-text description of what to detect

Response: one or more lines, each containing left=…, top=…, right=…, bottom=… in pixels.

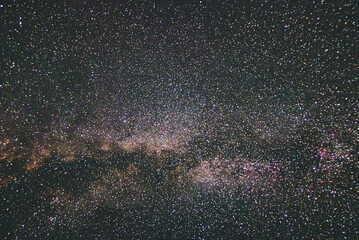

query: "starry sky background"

left=0, top=0, right=358, bottom=239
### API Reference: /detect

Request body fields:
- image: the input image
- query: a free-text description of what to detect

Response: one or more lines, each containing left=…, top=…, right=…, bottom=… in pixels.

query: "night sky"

left=0, top=0, right=358, bottom=239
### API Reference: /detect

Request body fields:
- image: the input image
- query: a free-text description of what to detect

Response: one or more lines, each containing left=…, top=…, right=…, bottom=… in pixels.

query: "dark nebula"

left=0, top=0, right=358, bottom=239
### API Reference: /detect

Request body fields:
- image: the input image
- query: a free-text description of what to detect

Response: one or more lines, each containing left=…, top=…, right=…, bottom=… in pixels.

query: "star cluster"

left=1, top=0, right=358, bottom=239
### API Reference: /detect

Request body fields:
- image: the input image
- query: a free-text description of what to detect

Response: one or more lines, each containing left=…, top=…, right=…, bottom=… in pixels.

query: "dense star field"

left=0, top=0, right=358, bottom=239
